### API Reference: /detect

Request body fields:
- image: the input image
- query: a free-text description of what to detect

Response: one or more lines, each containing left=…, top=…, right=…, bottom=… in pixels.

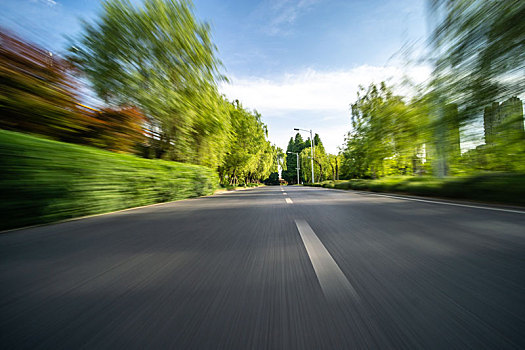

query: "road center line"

left=283, top=192, right=287, bottom=195
left=285, top=198, right=293, bottom=204
left=294, top=219, right=359, bottom=301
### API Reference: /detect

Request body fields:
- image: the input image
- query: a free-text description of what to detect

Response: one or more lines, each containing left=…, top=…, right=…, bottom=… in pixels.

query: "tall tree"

left=428, top=0, right=525, bottom=110
left=342, top=82, right=430, bottom=179
left=69, top=0, right=228, bottom=165
left=219, top=101, right=277, bottom=185
left=283, top=133, right=306, bottom=184
left=427, top=0, right=525, bottom=175
left=299, top=134, right=332, bottom=183
left=0, top=30, right=85, bottom=141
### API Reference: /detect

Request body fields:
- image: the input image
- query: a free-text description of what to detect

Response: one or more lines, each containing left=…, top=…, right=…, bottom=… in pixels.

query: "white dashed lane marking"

left=295, top=219, right=359, bottom=302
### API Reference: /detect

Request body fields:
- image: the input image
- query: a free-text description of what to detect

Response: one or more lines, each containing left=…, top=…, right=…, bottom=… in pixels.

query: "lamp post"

left=294, top=128, right=315, bottom=183
left=287, top=151, right=300, bottom=185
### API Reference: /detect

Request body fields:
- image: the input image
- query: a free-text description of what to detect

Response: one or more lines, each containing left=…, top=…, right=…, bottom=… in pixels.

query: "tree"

left=428, top=0, right=525, bottom=111
left=264, top=172, right=280, bottom=185
left=69, top=0, right=229, bottom=165
left=341, top=82, right=430, bottom=179
left=219, top=101, right=278, bottom=185
left=328, top=154, right=342, bottom=181
left=283, top=133, right=306, bottom=184
left=80, top=106, right=146, bottom=153
left=297, top=134, right=332, bottom=183
left=427, top=0, right=525, bottom=176
left=0, top=30, right=85, bottom=141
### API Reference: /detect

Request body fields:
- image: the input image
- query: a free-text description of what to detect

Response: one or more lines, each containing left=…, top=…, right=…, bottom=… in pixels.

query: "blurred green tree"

left=219, top=101, right=278, bottom=185
left=428, top=0, right=524, bottom=176
left=429, top=0, right=525, bottom=109
left=341, top=82, right=431, bottom=179
left=298, top=134, right=332, bottom=183
left=70, top=0, right=229, bottom=166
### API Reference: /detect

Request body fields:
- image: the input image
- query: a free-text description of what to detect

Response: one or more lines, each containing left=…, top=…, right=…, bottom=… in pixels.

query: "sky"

left=0, top=0, right=432, bottom=153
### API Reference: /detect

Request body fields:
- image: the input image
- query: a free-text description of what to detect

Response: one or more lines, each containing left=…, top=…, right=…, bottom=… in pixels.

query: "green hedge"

left=0, top=130, right=219, bottom=230
left=219, top=183, right=264, bottom=191
left=306, top=174, right=525, bottom=206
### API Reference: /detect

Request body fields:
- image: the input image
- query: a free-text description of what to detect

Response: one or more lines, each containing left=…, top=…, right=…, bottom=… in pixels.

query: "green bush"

left=309, top=174, right=525, bottom=205
left=0, top=130, right=218, bottom=230
left=219, top=183, right=262, bottom=190
left=304, top=183, right=323, bottom=187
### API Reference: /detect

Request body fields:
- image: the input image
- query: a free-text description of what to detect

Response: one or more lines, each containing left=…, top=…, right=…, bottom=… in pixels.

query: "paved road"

left=1, top=186, right=524, bottom=349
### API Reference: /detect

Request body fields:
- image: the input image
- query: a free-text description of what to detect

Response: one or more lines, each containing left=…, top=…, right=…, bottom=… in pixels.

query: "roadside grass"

left=220, top=183, right=265, bottom=191
left=305, top=174, right=525, bottom=206
left=0, top=130, right=219, bottom=230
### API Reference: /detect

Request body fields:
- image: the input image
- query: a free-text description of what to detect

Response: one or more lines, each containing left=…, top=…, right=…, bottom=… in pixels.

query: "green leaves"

left=429, top=0, right=525, bottom=113
left=69, top=0, right=277, bottom=177
left=342, top=82, right=431, bottom=179
left=0, top=129, right=218, bottom=230
left=70, top=0, right=228, bottom=166
left=220, top=101, right=279, bottom=185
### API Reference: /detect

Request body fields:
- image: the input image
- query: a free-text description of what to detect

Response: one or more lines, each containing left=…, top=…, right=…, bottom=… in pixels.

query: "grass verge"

left=305, top=174, right=525, bottom=206
left=0, top=130, right=218, bottom=230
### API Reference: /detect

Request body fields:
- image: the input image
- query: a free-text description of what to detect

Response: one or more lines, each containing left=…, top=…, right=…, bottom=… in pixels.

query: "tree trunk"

left=230, top=169, right=237, bottom=186
left=314, top=158, right=323, bottom=182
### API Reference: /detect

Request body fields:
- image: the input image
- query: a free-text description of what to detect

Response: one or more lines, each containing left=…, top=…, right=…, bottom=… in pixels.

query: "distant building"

left=483, top=97, right=524, bottom=145
left=501, top=97, right=525, bottom=139
left=445, top=103, right=461, bottom=158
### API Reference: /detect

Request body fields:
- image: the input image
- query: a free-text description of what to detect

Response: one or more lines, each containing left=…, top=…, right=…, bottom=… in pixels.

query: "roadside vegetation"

left=0, top=0, right=285, bottom=228
left=282, top=133, right=341, bottom=184
left=1, top=0, right=523, bottom=230
left=299, top=1, right=524, bottom=204
left=1, top=0, right=283, bottom=187
left=337, top=1, right=524, bottom=179
left=306, top=174, right=525, bottom=206
left=0, top=129, right=218, bottom=230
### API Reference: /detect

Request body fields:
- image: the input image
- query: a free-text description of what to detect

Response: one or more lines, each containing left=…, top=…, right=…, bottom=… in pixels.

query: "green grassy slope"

left=0, top=130, right=218, bottom=230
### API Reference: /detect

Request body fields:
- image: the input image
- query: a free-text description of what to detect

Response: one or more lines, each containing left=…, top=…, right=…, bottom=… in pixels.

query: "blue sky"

left=0, top=0, right=431, bottom=153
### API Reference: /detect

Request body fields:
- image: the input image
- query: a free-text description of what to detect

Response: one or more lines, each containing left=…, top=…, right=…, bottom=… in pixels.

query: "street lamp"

left=287, top=151, right=300, bottom=185
left=294, top=128, right=315, bottom=183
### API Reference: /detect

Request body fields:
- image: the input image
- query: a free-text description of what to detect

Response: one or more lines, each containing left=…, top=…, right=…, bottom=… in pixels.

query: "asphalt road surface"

left=1, top=186, right=524, bottom=349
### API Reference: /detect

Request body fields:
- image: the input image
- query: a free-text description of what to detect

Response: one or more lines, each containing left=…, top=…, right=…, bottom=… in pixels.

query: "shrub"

left=308, top=173, right=525, bottom=205
left=0, top=130, right=218, bottom=230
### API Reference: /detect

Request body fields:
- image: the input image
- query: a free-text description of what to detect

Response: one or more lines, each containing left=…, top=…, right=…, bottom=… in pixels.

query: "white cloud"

left=221, top=65, right=431, bottom=114
left=220, top=64, right=432, bottom=154
left=260, top=0, right=321, bottom=35
left=32, top=0, right=58, bottom=7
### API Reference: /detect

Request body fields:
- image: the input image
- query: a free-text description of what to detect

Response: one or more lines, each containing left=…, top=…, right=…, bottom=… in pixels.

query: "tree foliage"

left=66, top=0, right=280, bottom=180
left=341, top=80, right=524, bottom=179
left=80, top=106, right=146, bottom=153
left=219, top=101, right=281, bottom=185
left=341, top=83, right=431, bottom=179
left=0, top=30, right=85, bottom=141
left=282, top=132, right=336, bottom=184
left=69, top=0, right=229, bottom=166
left=283, top=133, right=308, bottom=184
left=429, top=0, right=525, bottom=109
left=342, top=0, right=525, bottom=179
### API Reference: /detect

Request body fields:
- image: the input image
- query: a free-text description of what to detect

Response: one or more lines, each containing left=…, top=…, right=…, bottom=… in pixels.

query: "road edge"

left=0, top=185, right=267, bottom=234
